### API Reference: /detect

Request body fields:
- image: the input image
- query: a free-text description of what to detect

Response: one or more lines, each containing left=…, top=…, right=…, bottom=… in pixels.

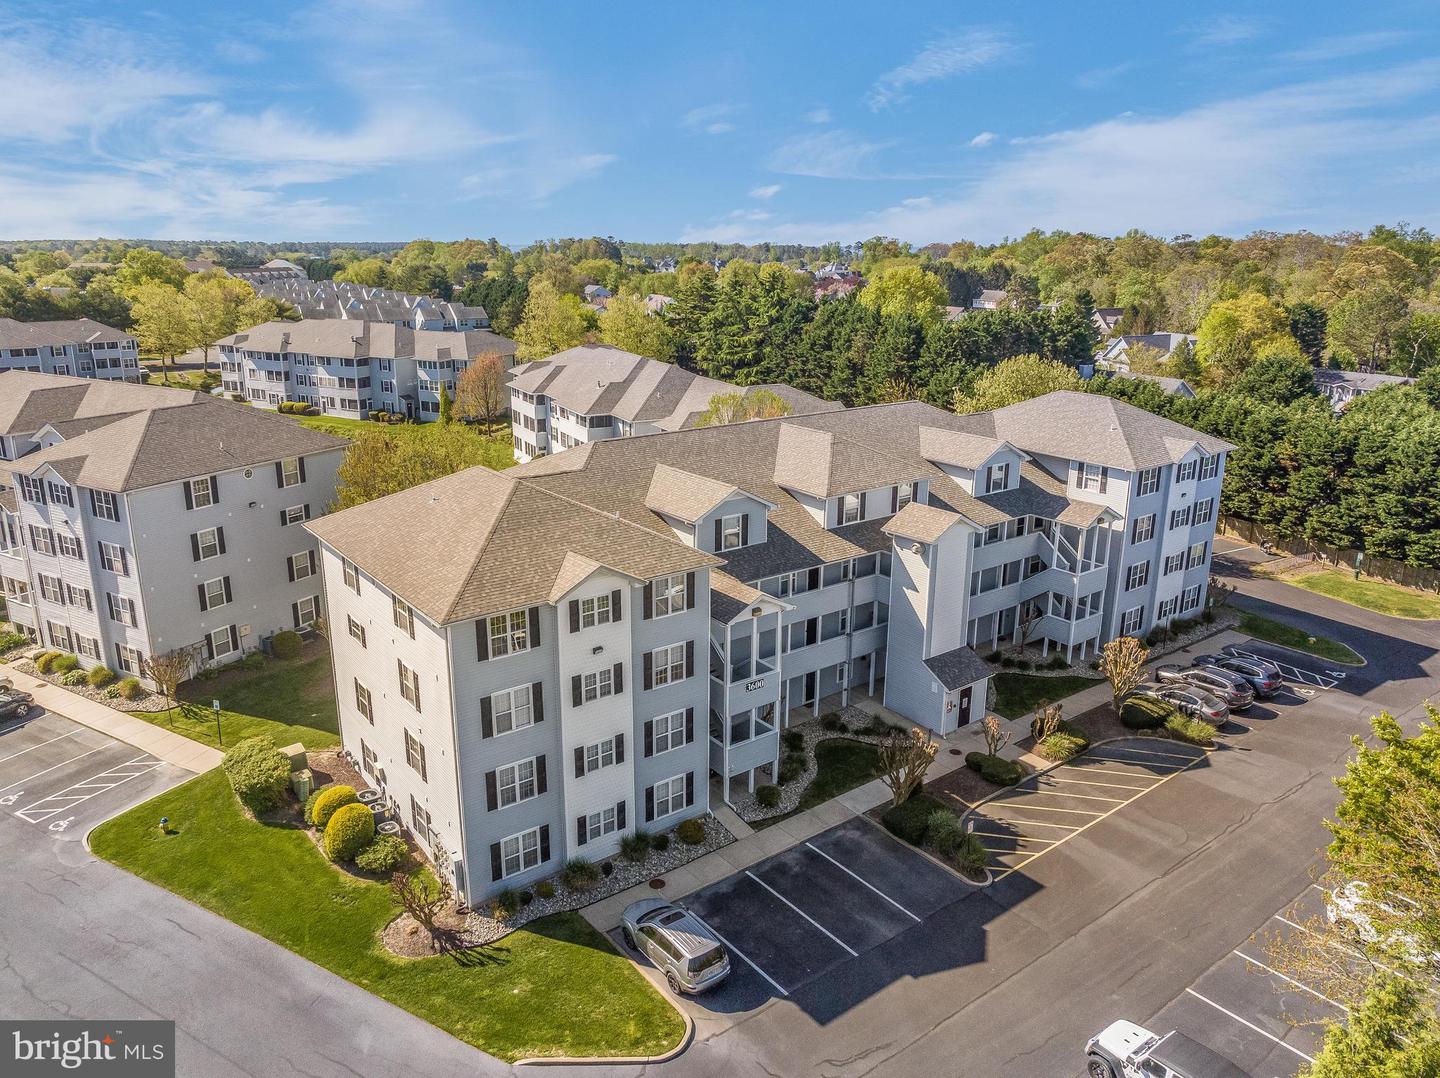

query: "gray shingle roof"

left=923, top=645, right=992, bottom=690
left=644, top=464, right=745, bottom=524
left=217, top=321, right=516, bottom=360
left=0, top=371, right=202, bottom=437
left=0, top=317, right=133, bottom=349
left=883, top=503, right=964, bottom=544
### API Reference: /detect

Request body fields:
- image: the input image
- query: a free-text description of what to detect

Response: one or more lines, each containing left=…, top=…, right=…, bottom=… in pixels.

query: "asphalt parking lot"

left=0, top=707, right=188, bottom=845
left=614, top=816, right=968, bottom=1017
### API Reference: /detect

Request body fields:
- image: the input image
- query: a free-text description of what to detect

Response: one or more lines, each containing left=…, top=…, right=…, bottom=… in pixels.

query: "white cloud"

left=867, top=28, right=1016, bottom=110
left=1185, top=14, right=1269, bottom=49
left=1281, top=31, right=1407, bottom=63
left=766, top=130, right=894, bottom=179
left=682, top=103, right=738, bottom=135
left=968, top=131, right=997, bottom=148
left=804, top=108, right=832, bottom=124
left=696, top=63, right=1440, bottom=244
left=749, top=184, right=782, bottom=200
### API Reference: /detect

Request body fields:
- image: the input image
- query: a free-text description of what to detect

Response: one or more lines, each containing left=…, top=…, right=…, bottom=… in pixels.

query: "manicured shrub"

left=1165, top=712, right=1216, bottom=747
left=781, top=728, right=804, bottom=753
left=86, top=665, right=116, bottom=688
left=650, top=833, right=670, bottom=853
left=323, top=802, right=375, bottom=862
left=965, top=751, right=1024, bottom=786
left=881, top=793, right=946, bottom=845
left=33, top=651, right=62, bottom=674
left=0, top=631, right=30, bottom=652
left=1121, top=696, right=1174, bottom=730
left=620, top=832, right=651, bottom=862
left=1000, top=655, right=1016, bottom=668
left=923, top=809, right=964, bottom=858
left=61, top=669, right=88, bottom=686
left=956, top=833, right=988, bottom=877
left=778, top=752, right=806, bottom=784
left=302, top=787, right=323, bottom=825
left=1047, top=655, right=1068, bottom=670
left=270, top=630, right=302, bottom=660
left=755, top=784, right=781, bottom=808
left=355, top=834, right=408, bottom=874
left=50, top=653, right=79, bottom=675
left=518, top=890, right=533, bottom=906
left=860, top=715, right=892, bottom=737
left=560, top=857, right=601, bottom=891
left=222, top=736, right=291, bottom=813
left=1039, top=730, right=1087, bottom=762
left=493, top=888, right=522, bottom=918
left=601, top=860, right=614, bottom=877
left=310, top=784, right=357, bottom=829
left=820, top=713, right=847, bottom=732
left=535, top=880, right=556, bottom=899
left=676, top=818, right=706, bottom=845
left=1014, top=659, right=1032, bottom=672
left=1145, top=627, right=1167, bottom=647
left=117, top=677, right=144, bottom=701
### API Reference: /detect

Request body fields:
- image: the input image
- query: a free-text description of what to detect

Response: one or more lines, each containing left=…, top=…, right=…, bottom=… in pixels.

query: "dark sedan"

left=1136, top=681, right=1230, bottom=725
left=1194, top=653, right=1284, bottom=697
left=0, top=688, right=35, bottom=722
left=1154, top=664, right=1255, bottom=710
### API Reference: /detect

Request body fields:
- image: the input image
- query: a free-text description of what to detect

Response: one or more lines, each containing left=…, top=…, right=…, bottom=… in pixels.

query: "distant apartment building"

left=216, top=320, right=518, bottom=421
left=0, top=373, right=346, bottom=683
left=507, top=344, right=840, bottom=462
left=252, top=279, right=491, bottom=330
left=0, top=318, right=141, bottom=382
left=227, top=259, right=308, bottom=285
left=307, top=390, right=1228, bottom=904
left=1096, top=332, right=1197, bottom=371
left=1312, top=368, right=1414, bottom=411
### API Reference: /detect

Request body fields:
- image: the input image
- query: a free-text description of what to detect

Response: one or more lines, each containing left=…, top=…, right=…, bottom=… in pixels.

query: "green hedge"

left=323, top=802, right=375, bottom=862
left=309, top=784, right=357, bottom=829
left=1165, top=712, right=1216, bottom=746
left=881, top=793, right=948, bottom=845
left=1121, top=696, right=1175, bottom=730
left=966, top=751, right=1024, bottom=786
left=354, top=834, right=408, bottom=874
left=86, top=665, right=116, bottom=688
left=676, top=818, right=705, bottom=845
left=222, top=737, right=291, bottom=813
left=270, top=630, right=302, bottom=660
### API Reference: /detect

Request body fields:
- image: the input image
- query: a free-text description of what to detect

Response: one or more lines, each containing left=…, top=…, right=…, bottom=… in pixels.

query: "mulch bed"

left=382, top=908, right=471, bottom=959
left=308, top=748, right=364, bottom=789
left=924, top=754, right=1025, bottom=810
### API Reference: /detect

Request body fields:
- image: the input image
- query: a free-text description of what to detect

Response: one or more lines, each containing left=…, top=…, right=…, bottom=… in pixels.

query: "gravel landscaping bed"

left=979, top=610, right=1240, bottom=681
left=729, top=706, right=897, bottom=823
left=461, top=814, right=734, bottom=946
left=6, top=657, right=172, bottom=712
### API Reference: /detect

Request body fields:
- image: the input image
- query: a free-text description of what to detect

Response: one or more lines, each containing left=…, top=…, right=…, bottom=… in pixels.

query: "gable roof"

left=924, top=645, right=992, bottom=691
left=0, top=371, right=203, bottom=437
left=918, top=427, right=1013, bottom=470
left=0, top=317, right=133, bottom=349
left=217, top=320, right=516, bottom=361
left=645, top=464, right=760, bottom=524
left=772, top=423, right=927, bottom=499
left=883, top=502, right=965, bottom=544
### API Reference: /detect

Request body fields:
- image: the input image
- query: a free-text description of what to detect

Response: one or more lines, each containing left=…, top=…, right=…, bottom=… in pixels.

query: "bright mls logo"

left=2, top=1022, right=174, bottom=1076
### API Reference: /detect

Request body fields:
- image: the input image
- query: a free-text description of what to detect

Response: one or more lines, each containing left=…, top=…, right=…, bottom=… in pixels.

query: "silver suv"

left=621, top=899, right=731, bottom=994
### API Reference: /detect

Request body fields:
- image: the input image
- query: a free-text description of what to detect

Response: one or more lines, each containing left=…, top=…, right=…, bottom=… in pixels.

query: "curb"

left=852, top=809, right=989, bottom=888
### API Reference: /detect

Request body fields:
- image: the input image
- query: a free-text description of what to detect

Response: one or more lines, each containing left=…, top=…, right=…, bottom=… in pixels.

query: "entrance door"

left=802, top=671, right=817, bottom=705
left=957, top=685, right=973, bottom=727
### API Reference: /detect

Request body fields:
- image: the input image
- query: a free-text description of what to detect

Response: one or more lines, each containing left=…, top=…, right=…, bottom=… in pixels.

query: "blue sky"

left=2, top=1, right=1438, bottom=244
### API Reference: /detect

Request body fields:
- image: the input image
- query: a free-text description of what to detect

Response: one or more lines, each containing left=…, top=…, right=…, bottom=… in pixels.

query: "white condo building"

left=0, top=318, right=141, bottom=382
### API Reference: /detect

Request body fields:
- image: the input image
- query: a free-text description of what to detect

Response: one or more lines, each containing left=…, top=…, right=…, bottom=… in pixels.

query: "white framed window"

left=46, top=621, right=72, bottom=651
left=496, top=758, right=538, bottom=807
left=1131, top=514, right=1155, bottom=544
left=651, top=642, right=687, bottom=686
left=651, top=710, right=687, bottom=754
left=403, top=728, right=427, bottom=780
left=1163, top=552, right=1186, bottom=575
left=1181, top=583, right=1203, bottom=611
left=1188, top=542, right=1208, bottom=569
left=29, top=526, right=55, bottom=556
left=1158, top=596, right=1180, bottom=621
left=279, top=457, right=302, bottom=488
left=393, top=596, right=415, bottom=637
left=652, top=774, right=686, bottom=819
left=585, top=805, right=619, bottom=842
left=582, top=667, right=614, bottom=702
left=1169, top=506, right=1192, bottom=530
left=580, top=594, right=611, bottom=628
left=397, top=660, right=421, bottom=710
left=115, top=643, right=143, bottom=674
left=355, top=679, right=373, bottom=722
left=209, top=626, right=236, bottom=659
left=360, top=740, right=376, bottom=776
left=1120, top=606, right=1144, bottom=635
left=38, top=574, right=63, bottom=604
left=294, top=594, right=320, bottom=627
left=410, top=797, right=432, bottom=845
left=720, top=514, right=743, bottom=550
left=1136, top=467, right=1161, bottom=497
left=895, top=483, right=914, bottom=511
left=1177, top=460, right=1198, bottom=482
left=289, top=551, right=315, bottom=581
left=202, top=577, right=228, bottom=611
left=1078, top=463, right=1106, bottom=491
left=76, top=636, right=100, bottom=660
left=65, top=584, right=92, bottom=611
left=47, top=481, right=74, bottom=507
left=19, top=475, right=46, bottom=504
left=1125, top=563, right=1150, bottom=591
left=984, top=522, right=1004, bottom=545
left=195, top=528, right=222, bottom=560
left=488, top=608, right=532, bottom=656
left=1199, top=455, right=1220, bottom=481
left=1193, top=498, right=1215, bottom=526
left=189, top=476, right=215, bottom=508
left=347, top=615, right=366, bottom=646
left=57, top=534, right=83, bottom=560
left=343, top=558, right=360, bottom=594
left=492, top=685, right=534, bottom=735
left=282, top=504, right=309, bottom=526
left=500, top=828, right=541, bottom=878
left=584, top=737, right=617, bottom=773
left=89, top=490, right=119, bottom=521
left=840, top=494, right=861, bottom=525
left=107, top=593, right=138, bottom=627
left=985, top=462, right=1010, bottom=494
left=652, top=575, right=687, bottom=617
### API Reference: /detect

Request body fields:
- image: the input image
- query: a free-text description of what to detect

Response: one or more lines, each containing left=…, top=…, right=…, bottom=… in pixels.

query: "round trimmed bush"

left=323, top=802, right=375, bottom=862
left=33, top=651, right=62, bottom=674
left=270, top=630, right=302, bottom=660
left=355, top=834, right=408, bottom=874
left=650, top=833, right=670, bottom=853
left=676, top=818, right=706, bottom=845
left=310, top=784, right=357, bottom=828
left=1121, top=696, right=1174, bottom=730
left=50, top=654, right=79, bottom=675
left=965, top=751, right=1024, bottom=786
left=117, top=677, right=144, bottom=701
left=61, top=669, right=88, bottom=686
left=222, top=736, right=291, bottom=812
left=87, top=666, right=116, bottom=688
left=755, top=784, right=781, bottom=808
left=781, top=729, right=804, bottom=753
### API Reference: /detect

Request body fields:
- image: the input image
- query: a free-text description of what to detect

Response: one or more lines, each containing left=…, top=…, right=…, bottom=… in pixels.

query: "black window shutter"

left=891, top=487, right=899, bottom=513
left=485, top=771, right=498, bottom=811
left=278, top=509, right=287, bottom=527
left=475, top=620, right=489, bottom=662
left=291, top=602, right=301, bottom=628
left=713, top=518, right=722, bottom=550
left=190, top=533, right=201, bottom=561
left=223, top=577, right=232, bottom=603
left=612, top=661, right=623, bottom=694
left=685, top=707, right=694, bottom=744
left=490, top=843, right=502, bottom=881
left=308, top=550, right=317, bottom=575
left=576, top=817, right=588, bottom=846
left=685, top=640, right=694, bottom=678
left=204, top=635, right=214, bottom=660
left=616, top=800, right=627, bottom=830
left=574, top=746, right=585, bottom=778
left=120, top=548, right=128, bottom=575
left=217, top=527, right=226, bottom=555
left=229, top=625, right=239, bottom=651
left=197, top=583, right=208, bottom=611
left=571, top=674, right=582, bottom=707
left=287, top=558, right=295, bottom=582
left=569, top=599, right=580, bottom=633
left=183, top=482, right=193, bottom=510
left=298, top=458, right=306, bottom=483
left=643, top=719, right=654, bottom=757
left=643, top=651, right=653, bottom=690
left=685, top=772, right=695, bottom=807
left=539, top=825, right=550, bottom=862
left=303, top=504, right=311, bottom=520
left=532, top=682, right=544, bottom=722
left=610, top=589, right=622, bottom=621
left=642, top=581, right=653, bottom=619
left=535, top=755, right=547, bottom=794
left=88, top=489, right=97, bottom=515
left=527, top=606, right=540, bottom=647
left=274, top=461, right=284, bottom=486
left=645, top=787, right=655, bottom=822
left=1099, top=467, right=1109, bottom=493
left=686, top=571, right=696, bottom=609
left=480, top=697, right=493, bottom=738
left=209, top=476, right=219, bottom=503
left=741, top=515, right=749, bottom=546
left=859, top=491, right=867, bottom=518
left=615, top=732, right=624, bottom=764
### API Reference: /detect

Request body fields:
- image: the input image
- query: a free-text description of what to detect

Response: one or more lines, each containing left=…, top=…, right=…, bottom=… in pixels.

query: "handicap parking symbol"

left=0, top=792, right=21, bottom=806
left=49, top=817, right=73, bottom=832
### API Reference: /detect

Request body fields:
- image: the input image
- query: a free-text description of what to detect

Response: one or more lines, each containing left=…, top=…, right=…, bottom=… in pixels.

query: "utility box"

left=279, top=742, right=307, bottom=773
left=291, top=768, right=314, bottom=802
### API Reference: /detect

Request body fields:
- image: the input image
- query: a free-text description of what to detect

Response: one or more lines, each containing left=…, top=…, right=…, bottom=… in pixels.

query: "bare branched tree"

left=390, top=869, right=453, bottom=953
left=142, top=643, right=205, bottom=708
left=981, top=714, right=1011, bottom=759
left=1100, top=635, right=1150, bottom=712
left=877, top=727, right=939, bottom=807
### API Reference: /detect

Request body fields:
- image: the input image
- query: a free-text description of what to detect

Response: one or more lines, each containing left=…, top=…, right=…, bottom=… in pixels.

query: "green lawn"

left=991, top=672, right=1104, bottom=719
left=135, top=648, right=339, bottom=750
left=141, top=362, right=221, bottom=392
left=296, top=415, right=513, bottom=465
left=1290, top=570, right=1440, bottom=621
left=1239, top=612, right=1365, bottom=666
left=752, top=737, right=882, bottom=830
left=90, top=770, right=685, bottom=1062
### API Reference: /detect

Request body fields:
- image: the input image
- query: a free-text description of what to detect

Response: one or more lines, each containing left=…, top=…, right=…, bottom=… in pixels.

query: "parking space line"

left=803, top=842, right=922, bottom=923
left=1064, top=763, right=1178, bottom=779
left=968, top=831, right=1059, bottom=843
left=1044, top=774, right=1153, bottom=791
left=700, top=923, right=789, bottom=998
left=14, top=754, right=163, bottom=823
left=1232, top=950, right=1349, bottom=1013
left=984, top=802, right=1107, bottom=816
left=1082, top=755, right=1191, bottom=771
left=1024, top=788, right=1129, bottom=803
left=1183, top=988, right=1314, bottom=1063
left=0, top=729, right=78, bottom=764
left=1087, top=745, right=1203, bottom=762
left=0, top=744, right=110, bottom=795
left=745, top=870, right=858, bottom=957
left=971, top=817, right=1076, bottom=830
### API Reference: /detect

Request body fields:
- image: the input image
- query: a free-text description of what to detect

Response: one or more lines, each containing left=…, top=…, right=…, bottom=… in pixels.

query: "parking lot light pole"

left=213, top=699, right=223, bottom=748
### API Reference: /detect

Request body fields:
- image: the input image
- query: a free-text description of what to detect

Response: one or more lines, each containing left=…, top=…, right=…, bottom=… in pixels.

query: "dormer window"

left=840, top=494, right=861, bottom=525
left=719, top=514, right=743, bottom=550
left=895, top=484, right=914, bottom=511
left=985, top=462, right=1011, bottom=494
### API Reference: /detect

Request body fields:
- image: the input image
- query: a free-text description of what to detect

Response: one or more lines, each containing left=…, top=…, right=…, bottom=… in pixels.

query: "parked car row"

left=1133, top=653, right=1286, bottom=726
left=0, top=685, right=36, bottom=722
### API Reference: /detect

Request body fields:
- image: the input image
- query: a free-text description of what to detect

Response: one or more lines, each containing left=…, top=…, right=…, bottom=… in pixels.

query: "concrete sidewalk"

left=3, top=666, right=222, bottom=773
left=579, top=626, right=1251, bottom=934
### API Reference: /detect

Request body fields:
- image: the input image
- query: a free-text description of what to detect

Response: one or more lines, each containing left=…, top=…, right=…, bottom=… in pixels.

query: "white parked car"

left=1086, top=1021, right=1249, bottom=1078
